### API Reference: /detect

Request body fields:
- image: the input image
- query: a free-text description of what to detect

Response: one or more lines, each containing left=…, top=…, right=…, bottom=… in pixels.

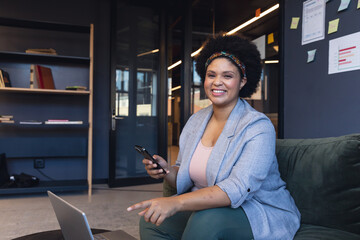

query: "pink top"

left=189, top=140, right=213, bottom=191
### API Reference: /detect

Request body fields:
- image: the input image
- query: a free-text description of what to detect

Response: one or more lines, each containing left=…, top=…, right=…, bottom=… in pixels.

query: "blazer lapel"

left=177, top=106, right=213, bottom=193
left=206, top=99, right=245, bottom=186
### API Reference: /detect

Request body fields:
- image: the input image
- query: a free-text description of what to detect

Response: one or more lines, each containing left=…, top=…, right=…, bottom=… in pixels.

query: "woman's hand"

left=143, top=155, right=169, bottom=179
left=127, top=197, right=180, bottom=226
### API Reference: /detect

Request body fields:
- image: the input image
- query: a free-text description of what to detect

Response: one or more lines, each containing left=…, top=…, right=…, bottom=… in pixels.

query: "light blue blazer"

left=175, top=99, right=300, bottom=240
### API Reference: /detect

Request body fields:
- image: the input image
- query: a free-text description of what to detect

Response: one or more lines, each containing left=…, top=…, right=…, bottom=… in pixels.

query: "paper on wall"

left=302, top=0, right=326, bottom=45
left=290, top=17, right=300, bottom=29
left=329, top=31, right=360, bottom=74
left=338, top=0, right=351, bottom=12
left=328, top=18, right=340, bottom=34
left=307, top=49, right=317, bottom=63
left=252, top=35, right=266, bottom=59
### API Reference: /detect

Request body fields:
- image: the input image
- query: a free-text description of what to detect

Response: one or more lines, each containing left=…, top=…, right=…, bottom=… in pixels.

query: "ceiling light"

left=226, top=4, right=280, bottom=35
left=171, top=85, right=181, bottom=91
left=264, top=60, right=279, bottom=64
left=168, top=60, right=182, bottom=70
left=137, top=49, right=159, bottom=57
left=191, top=47, right=203, bottom=57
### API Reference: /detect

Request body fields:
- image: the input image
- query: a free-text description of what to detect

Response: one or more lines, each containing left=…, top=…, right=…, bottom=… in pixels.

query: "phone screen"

left=134, top=145, right=166, bottom=173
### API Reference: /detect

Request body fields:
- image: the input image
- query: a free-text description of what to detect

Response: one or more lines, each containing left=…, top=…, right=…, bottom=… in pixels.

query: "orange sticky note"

left=255, top=8, right=261, bottom=17
left=267, top=33, right=274, bottom=44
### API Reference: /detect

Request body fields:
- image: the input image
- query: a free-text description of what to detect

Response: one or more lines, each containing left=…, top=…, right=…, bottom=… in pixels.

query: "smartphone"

left=134, top=145, right=167, bottom=173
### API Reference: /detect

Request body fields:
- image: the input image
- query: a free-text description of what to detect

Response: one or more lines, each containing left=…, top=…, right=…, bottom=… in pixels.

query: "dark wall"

left=283, top=0, right=360, bottom=138
left=0, top=0, right=111, bottom=180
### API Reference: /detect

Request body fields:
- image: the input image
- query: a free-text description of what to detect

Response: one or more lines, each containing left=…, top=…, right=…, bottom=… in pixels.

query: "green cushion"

left=276, top=134, right=360, bottom=235
left=163, top=179, right=176, bottom=197
left=294, top=224, right=360, bottom=240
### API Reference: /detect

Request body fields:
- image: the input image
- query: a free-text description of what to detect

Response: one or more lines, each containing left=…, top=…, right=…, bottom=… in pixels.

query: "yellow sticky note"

left=290, top=17, right=300, bottom=29
left=328, top=19, right=339, bottom=34
left=358, top=0, right=360, bottom=9
left=267, top=33, right=274, bottom=44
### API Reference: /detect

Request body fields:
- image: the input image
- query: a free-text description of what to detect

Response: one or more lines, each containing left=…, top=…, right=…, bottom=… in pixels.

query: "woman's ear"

left=240, top=77, right=247, bottom=89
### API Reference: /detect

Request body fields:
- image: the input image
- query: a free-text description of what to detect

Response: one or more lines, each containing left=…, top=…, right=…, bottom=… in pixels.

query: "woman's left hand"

left=127, top=197, right=180, bottom=226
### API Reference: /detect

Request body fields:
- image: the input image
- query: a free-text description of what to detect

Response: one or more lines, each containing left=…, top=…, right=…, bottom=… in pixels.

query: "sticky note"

left=307, top=49, right=317, bottom=63
left=255, top=8, right=261, bottom=17
left=328, top=19, right=340, bottom=34
left=338, top=0, right=351, bottom=12
left=290, top=17, right=300, bottom=29
left=267, top=33, right=274, bottom=44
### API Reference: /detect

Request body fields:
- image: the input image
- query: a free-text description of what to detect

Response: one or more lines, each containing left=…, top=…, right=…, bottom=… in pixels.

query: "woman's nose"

left=213, top=76, right=223, bottom=85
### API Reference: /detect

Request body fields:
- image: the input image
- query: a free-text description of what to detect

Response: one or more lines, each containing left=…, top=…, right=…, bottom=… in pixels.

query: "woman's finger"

left=149, top=210, right=161, bottom=224
left=127, top=201, right=151, bottom=212
left=155, top=215, right=166, bottom=226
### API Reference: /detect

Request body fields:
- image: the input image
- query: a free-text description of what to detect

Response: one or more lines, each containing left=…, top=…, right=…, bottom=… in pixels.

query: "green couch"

left=163, top=134, right=360, bottom=239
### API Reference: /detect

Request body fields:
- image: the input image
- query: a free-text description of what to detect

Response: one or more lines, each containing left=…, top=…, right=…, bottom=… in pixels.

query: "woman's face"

left=204, top=57, right=246, bottom=109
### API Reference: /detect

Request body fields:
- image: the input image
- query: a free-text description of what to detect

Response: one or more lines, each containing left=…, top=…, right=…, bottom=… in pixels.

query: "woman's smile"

left=211, top=89, right=227, bottom=96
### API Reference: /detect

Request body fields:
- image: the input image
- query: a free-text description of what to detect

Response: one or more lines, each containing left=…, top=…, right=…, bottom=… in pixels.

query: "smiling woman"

left=128, top=34, right=300, bottom=240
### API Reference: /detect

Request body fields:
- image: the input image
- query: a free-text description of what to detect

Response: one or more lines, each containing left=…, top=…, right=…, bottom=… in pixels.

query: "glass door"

left=109, top=1, right=161, bottom=186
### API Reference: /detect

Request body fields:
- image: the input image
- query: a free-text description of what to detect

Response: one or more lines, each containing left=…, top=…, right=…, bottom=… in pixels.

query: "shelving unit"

left=0, top=18, right=94, bottom=196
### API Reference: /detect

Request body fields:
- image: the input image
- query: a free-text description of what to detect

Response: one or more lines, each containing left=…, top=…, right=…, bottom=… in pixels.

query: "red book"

left=35, top=65, right=55, bottom=89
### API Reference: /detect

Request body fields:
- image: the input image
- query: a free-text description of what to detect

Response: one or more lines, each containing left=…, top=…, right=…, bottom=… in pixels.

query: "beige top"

left=189, top=140, right=213, bottom=191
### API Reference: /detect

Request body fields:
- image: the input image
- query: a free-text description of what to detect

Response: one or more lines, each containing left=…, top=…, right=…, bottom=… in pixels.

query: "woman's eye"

left=207, top=74, right=215, bottom=78
left=224, top=75, right=233, bottom=79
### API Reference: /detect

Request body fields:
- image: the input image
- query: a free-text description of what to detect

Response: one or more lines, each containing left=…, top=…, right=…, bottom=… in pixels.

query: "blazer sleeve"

left=216, top=118, right=276, bottom=208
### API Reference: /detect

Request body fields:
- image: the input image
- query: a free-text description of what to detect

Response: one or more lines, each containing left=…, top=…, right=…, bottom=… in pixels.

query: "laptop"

left=47, top=191, right=136, bottom=240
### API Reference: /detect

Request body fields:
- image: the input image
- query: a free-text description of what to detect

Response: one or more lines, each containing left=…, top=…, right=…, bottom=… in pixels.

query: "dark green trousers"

left=139, top=207, right=254, bottom=240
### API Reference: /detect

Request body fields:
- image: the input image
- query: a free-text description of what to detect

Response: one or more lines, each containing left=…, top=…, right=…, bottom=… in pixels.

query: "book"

left=1, top=70, right=11, bottom=87
left=0, top=117, right=12, bottom=121
left=34, top=65, right=55, bottom=89
left=45, top=120, right=83, bottom=125
left=66, top=86, right=87, bottom=91
left=25, top=48, right=57, bottom=55
left=47, top=119, right=69, bottom=122
left=19, top=120, right=42, bottom=125
left=0, top=72, right=4, bottom=88
left=29, top=65, right=39, bottom=89
left=0, top=120, right=15, bottom=123
left=0, top=115, right=13, bottom=118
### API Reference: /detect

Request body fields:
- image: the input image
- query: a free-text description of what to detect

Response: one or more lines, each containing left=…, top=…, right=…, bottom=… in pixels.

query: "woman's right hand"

left=143, top=155, right=169, bottom=179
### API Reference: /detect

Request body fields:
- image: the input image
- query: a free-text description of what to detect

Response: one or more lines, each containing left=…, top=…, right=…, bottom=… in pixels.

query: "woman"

left=128, top=34, right=300, bottom=240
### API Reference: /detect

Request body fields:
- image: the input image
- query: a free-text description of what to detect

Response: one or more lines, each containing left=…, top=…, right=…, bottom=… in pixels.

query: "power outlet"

left=34, top=159, right=45, bottom=169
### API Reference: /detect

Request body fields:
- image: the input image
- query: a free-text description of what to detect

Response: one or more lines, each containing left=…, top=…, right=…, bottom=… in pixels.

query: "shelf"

left=0, top=17, right=90, bottom=33
left=0, top=123, right=89, bottom=128
left=0, top=87, right=90, bottom=95
left=0, top=51, right=90, bottom=64
left=0, top=180, right=88, bottom=195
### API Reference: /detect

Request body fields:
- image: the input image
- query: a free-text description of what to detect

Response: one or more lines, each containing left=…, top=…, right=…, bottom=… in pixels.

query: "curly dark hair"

left=195, top=34, right=262, bottom=98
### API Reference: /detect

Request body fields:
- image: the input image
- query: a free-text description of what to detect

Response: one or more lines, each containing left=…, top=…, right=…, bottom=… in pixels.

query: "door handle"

left=112, top=114, right=116, bottom=131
